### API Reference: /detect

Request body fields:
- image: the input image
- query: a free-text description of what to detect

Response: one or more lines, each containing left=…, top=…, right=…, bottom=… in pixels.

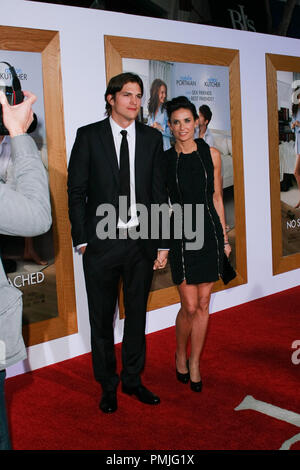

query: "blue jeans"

left=0, top=369, right=11, bottom=450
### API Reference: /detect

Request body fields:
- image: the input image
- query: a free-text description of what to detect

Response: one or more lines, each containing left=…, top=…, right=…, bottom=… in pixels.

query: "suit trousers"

left=83, top=237, right=154, bottom=392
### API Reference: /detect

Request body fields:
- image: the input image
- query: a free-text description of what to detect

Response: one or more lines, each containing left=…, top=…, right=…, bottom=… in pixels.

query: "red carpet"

left=5, top=286, right=300, bottom=450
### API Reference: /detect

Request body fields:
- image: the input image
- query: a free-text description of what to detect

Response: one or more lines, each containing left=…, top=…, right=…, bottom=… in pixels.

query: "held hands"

left=0, top=90, right=36, bottom=137
left=224, top=242, right=231, bottom=258
left=153, top=249, right=168, bottom=270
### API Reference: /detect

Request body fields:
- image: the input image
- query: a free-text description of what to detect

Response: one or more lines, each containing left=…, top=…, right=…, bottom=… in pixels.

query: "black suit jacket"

left=67, top=117, right=168, bottom=260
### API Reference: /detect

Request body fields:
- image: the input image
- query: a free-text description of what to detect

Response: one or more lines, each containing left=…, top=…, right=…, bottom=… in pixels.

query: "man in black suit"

left=68, top=73, right=168, bottom=413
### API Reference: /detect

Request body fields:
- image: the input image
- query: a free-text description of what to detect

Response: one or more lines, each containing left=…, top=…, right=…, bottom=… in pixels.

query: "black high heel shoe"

left=187, top=359, right=202, bottom=392
left=175, top=354, right=189, bottom=384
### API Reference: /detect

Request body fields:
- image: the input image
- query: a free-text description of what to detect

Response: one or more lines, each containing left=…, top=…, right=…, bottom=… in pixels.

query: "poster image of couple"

left=122, top=58, right=235, bottom=292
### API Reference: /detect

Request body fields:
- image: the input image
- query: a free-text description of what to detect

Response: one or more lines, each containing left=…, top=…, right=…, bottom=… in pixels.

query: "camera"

left=0, top=61, right=37, bottom=135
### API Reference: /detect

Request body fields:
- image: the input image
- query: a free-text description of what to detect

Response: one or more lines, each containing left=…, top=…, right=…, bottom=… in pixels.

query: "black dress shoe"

left=187, top=359, right=202, bottom=392
left=175, top=354, right=189, bottom=384
left=122, top=384, right=160, bottom=405
left=190, top=380, right=203, bottom=392
left=99, top=391, right=117, bottom=413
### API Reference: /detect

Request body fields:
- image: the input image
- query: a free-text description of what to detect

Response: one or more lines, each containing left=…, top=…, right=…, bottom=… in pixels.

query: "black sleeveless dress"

left=165, top=138, right=224, bottom=285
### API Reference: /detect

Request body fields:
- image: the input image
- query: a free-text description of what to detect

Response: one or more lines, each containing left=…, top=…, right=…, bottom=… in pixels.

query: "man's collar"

left=109, top=116, right=135, bottom=136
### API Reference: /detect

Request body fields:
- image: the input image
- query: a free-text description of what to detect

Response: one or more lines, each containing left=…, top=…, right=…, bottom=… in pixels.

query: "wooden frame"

left=105, top=35, right=247, bottom=313
left=0, top=26, right=77, bottom=345
left=266, top=53, right=300, bottom=275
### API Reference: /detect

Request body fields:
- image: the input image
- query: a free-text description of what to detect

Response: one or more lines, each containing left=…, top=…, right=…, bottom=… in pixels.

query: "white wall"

left=3, top=0, right=300, bottom=377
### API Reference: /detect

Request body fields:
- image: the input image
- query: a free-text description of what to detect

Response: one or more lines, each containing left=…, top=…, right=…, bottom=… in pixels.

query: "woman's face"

left=168, top=108, right=197, bottom=143
left=158, top=85, right=167, bottom=104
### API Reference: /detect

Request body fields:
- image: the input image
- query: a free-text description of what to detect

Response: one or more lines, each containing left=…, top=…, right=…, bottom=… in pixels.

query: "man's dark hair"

left=199, top=104, right=212, bottom=125
left=104, top=72, right=144, bottom=116
left=165, top=96, right=198, bottom=121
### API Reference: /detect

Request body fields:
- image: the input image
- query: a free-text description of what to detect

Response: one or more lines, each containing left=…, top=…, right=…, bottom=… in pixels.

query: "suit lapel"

left=98, top=118, right=119, bottom=186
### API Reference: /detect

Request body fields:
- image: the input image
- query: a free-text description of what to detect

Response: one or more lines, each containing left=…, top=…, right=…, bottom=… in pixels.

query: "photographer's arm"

left=0, top=91, right=52, bottom=237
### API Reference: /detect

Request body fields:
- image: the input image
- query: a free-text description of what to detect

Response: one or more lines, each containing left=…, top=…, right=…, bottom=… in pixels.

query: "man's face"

left=198, top=111, right=208, bottom=127
left=108, top=81, right=142, bottom=126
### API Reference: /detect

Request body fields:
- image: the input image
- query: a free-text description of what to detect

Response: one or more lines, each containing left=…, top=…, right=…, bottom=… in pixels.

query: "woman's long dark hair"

left=292, top=87, right=300, bottom=117
left=148, top=79, right=167, bottom=116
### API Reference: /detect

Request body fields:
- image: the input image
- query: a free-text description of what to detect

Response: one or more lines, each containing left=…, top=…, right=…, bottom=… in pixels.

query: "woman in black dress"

left=164, top=96, right=231, bottom=392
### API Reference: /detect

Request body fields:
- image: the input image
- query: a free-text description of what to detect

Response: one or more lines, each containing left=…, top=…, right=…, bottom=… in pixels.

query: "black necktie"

left=119, top=130, right=130, bottom=223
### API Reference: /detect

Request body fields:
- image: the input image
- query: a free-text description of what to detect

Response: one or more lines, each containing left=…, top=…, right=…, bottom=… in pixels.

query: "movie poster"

left=122, top=58, right=235, bottom=291
left=277, top=71, right=300, bottom=256
left=0, top=50, right=58, bottom=325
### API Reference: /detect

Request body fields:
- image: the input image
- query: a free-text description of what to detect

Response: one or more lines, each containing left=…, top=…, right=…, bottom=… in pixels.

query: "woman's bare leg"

left=175, top=281, right=213, bottom=379
left=175, top=281, right=198, bottom=374
left=23, top=237, right=47, bottom=265
left=189, top=282, right=214, bottom=382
